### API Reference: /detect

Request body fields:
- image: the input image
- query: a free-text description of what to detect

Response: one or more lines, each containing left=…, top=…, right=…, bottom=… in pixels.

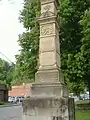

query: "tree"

left=60, top=0, right=90, bottom=95
left=0, top=58, right=14, bottom=87
left=80, top=9, right=90, bottom=99
left=60, top=0, right=89, bottom=54
left=14, top=0, right=40, bottom=84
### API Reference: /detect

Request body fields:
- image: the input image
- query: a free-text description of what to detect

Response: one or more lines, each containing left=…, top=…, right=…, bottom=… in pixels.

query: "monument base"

left=35, top=69, right=64, bottom=84
left=22, top=83, right=75, bottom=120
left=22, top=97, right=75, bottom=120
left=30, top=83, right=68, bottom=98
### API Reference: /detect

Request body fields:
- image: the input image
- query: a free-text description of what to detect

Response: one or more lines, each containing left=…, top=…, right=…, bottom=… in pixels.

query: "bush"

left=0, top=101, right=5, bottom=105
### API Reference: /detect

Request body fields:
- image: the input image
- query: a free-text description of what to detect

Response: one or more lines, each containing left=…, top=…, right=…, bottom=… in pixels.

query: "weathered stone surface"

left=68, top=98, right=75, bottom=120
left=40, top=23, right=55, bottom=36
left=39, top=51, right=56, bottom=66
left=40, top=37, right=55, bottom=52
left=22, top=98, right=75, bottom=120
left=30, top=83, right=68, bottom=98
left=37, top=0, right=60, bottom=82
left=35, top=69, right=64, bottom=83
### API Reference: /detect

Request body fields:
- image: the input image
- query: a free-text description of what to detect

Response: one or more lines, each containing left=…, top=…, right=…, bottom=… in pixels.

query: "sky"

left=0, top=0, right=25, bottom=63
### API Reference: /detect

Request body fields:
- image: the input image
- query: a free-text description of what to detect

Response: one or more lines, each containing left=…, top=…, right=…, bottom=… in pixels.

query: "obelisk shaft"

left=35, top=0, right=63, bottom=83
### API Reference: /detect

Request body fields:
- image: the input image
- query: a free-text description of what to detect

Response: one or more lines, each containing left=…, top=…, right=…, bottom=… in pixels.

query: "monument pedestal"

left=22, top=83, right=75, bottom=120
left=22, top=94, right=75, bottom=120
left=30, top=83, right=68, bottom=98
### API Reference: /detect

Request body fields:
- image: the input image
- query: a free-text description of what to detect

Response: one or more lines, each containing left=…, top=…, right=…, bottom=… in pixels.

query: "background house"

left=9, top=83, right=32, bottom=97
left=0, top=84, right=8, bottom=101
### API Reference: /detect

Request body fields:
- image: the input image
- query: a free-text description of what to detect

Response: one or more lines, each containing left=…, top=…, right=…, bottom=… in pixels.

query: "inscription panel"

left=36, top=70, right=59, bottom=83
left=41, top=3, right=55, bottom=17
left=39, top=51, right=56, bottom=66
left=40, top=37, right=55, bottom=52
left=41, top=4, right=51, bottom=13
left=40, top=24, right=54, bottom=36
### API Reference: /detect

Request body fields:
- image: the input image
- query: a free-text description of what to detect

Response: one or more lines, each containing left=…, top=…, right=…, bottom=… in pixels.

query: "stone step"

left=30, top=83, right=69, bottom=98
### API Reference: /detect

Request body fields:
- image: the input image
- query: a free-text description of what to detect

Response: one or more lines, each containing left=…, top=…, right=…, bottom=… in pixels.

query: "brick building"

left=0, top=84, right=8, bottom=101
left=9, top=84, right=32, bottom=97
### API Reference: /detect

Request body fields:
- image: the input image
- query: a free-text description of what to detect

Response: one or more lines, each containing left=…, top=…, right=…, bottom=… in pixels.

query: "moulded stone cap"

left=40, top=0, right=59, bottom=6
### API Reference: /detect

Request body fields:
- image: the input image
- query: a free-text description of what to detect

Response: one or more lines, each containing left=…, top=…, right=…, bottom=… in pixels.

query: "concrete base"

left=22, top=97, right=75, bottom=120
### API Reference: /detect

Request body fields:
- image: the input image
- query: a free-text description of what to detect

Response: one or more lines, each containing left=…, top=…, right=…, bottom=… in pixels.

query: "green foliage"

left=76, top=110, right=90, bottom=120
left=60, top=0, right=90, bottom=95
left=14, top=0, right=90, bottom=95
left=19, top=0, right=40, bottom=30
left=13, top=28, right=39, bottom=84
left=14, top=0, right=40, bottom=84
left=0, top=101, right=5, bottom=105
left=0, top=58, right=14, bottom=87
left=80, top=9, right=90, bottom=75
left=80, top=9, right=90, bottom=97
left=60, top=0, right=89, bottom=53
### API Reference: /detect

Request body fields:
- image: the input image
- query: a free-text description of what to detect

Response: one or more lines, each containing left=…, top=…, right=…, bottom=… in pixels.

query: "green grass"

left=75, top=100, right=90, bottom=120
left=76, top=110, right=90, bottom=120
left=75, top=100, right=90, bottom=109
left=0, top=101, right=6, bottom=105
left=75, top=100, right=90, bottom=105
left=0, top=101, right=11, bottom=106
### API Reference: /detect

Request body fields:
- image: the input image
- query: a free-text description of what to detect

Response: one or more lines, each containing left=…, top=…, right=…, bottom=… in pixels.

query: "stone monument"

left=22, top=0, right=75, bottom=120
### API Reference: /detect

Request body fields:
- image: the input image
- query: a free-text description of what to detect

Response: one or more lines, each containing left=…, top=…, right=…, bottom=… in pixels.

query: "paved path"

left=0, top=105, right=22, bottom=120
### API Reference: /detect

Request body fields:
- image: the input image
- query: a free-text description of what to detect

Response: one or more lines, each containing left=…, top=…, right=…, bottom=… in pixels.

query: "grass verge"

left=0, top=101, right=6, bottom=105
left=76, top=110, right=90, bottom=120
left=75, top=100, right=90, bottom=109
left=0, top=101, right=11, bottom=106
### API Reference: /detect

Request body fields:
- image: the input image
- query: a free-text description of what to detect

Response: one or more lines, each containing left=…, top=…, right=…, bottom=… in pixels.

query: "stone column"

left=35, top=0, right=63, bottom=83
left=22, top=0, right=75, bottom=120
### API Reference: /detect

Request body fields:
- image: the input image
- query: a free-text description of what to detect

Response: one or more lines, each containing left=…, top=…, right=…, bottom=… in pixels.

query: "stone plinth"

left=30, top=83, right=68, bottom=98
left=35, top=69, right=64, bottom=83
left=22, top=98, right=75, bottom=120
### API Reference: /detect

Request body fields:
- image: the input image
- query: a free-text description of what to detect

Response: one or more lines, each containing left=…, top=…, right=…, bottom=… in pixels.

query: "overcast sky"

left=0, top=0, right=25, bottom=63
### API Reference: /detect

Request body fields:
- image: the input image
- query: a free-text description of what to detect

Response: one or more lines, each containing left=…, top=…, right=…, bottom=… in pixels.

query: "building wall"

left=0, top=84, right=8, bottom=101
left=9, top=84, right=32, bottom=97
left=0, top=91, right=4, bottom=101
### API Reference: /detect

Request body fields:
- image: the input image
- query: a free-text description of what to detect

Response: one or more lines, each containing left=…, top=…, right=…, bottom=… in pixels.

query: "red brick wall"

left=9, top=84, right=32, bottom=97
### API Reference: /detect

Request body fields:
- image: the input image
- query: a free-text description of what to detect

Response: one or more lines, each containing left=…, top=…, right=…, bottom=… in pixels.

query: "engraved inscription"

left=44, top=5, right=51, bottom=11
left=41, top=24, right=54, bottom=36
left=41, top=4, right=55, bottom=17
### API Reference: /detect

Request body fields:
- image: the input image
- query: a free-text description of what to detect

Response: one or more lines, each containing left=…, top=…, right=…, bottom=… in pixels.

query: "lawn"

left=75, top=100, right=90, bottom=105
left=75, top=100, right=90, bottom=120
left=76, top=110, right=90, bottom=120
